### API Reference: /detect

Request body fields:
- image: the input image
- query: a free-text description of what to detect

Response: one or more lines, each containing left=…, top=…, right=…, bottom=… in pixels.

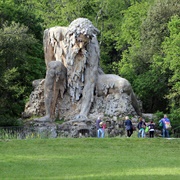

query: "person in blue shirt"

left=124, top=116, right=133, bottom=137
left=159, top=114, right=171, bottom=138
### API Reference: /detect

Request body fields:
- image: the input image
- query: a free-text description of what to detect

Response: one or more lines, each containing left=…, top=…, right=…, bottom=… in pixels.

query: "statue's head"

left=65, top=18, right=100, bottom=66
left=67, top=18, right=99, bottom=40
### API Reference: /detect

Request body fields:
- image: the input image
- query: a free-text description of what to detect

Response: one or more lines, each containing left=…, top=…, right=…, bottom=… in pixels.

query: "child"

left=148, top=121, right=155, bottom=138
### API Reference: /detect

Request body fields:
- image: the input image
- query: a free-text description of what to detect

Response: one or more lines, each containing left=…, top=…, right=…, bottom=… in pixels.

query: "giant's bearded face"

left=66, top=34, right=90, bottom=65
left=75, top=34, right=90, bottom=50
left=66, top=33, right=90, bottom=101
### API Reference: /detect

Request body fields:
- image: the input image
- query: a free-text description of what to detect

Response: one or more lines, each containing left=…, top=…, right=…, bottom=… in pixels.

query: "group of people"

left=124, top=116, right=150, bottom=138
left=125, top=116, right=154, bottom=138
left=136, top=117, right=155, bottom=138
left=96, top=114, right=171, bottom=138
left=124, top=114, right=171, bottom=138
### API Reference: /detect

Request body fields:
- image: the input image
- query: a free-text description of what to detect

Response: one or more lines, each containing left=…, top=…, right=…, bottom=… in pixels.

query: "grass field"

left=0, top=137, right=180, bottom=180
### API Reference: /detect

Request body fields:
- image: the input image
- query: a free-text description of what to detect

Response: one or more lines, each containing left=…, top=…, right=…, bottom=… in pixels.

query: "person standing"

left=96, top=117, right=104, bottom=138
left=137, top=117, right=146, bottom=138
left=102, top=121, right=106, bottom=137
left=148, top=121, right=155, bottom=138
left=159, top=114, right=171, bottom=138
left=124, top=116, right=133, bottom=137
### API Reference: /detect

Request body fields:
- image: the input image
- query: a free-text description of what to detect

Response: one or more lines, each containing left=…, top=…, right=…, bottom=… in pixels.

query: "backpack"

left=145, top=126, right=149, bottom=133
left=159, top=122, right=163, bottom=127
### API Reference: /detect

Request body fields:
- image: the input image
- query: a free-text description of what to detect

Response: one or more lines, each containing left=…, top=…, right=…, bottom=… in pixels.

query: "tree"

left=0, top=22, right=41, bottom=117
left=161, top=15, right=180, bottom=110
left=0, top=1, right=44, bottom=40
left=141, top=0, right=180, bottom=112
left=115, top=0, right=152, bottom=81
left=0, top=1, right=45, bottom=124
left=116, top=0, right=180, bottom=112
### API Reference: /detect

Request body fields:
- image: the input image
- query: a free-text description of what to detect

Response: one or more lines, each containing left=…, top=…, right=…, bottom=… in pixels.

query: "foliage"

left=117, top=0, right=180, bottom=113
left=115, top=0, right=153, bottom=82
left=161, top=15, right=180, bottom=110
left=133, top=70, right=168, bottom=112
left=55, top=118, right=65, bottom=124
left=140, top=0, right=180, bottom=112
left=153, top=111, right=164, bottom=121
left=0, top=2, right=45, bottom=121
left=169, top=108, right=180, bottom=127
left=0, top=114, right=22, bottom=126
left=95, top=0, right=130, bottom=73
left=0, top=1, right=44, bottom=40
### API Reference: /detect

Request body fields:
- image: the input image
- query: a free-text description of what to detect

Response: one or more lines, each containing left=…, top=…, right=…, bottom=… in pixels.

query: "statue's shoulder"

left=44, top=26, right=68, bottom=40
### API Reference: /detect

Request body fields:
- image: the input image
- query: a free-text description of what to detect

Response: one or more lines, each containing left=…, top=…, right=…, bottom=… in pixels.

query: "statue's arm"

left=44, top=61, right=67, bottom=119
left=79, top=38, right=99, bottom=117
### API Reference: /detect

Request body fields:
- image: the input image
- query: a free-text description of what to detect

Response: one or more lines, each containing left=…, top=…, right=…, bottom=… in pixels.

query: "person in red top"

left=96, top=117, right=104, bottom=138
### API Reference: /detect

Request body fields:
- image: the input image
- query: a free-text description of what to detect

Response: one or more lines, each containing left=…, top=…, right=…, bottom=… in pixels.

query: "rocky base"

left=23, top=117, right=126, bottom=138
left=20, top=113, right=163, bottom=139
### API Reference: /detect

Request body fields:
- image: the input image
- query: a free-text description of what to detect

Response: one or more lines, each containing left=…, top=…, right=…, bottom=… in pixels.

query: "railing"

left=0, top=126, right=26, bottom=139
left=0, top=126, right=59, bottom=139
left=0, top=126, right=42, bottom=139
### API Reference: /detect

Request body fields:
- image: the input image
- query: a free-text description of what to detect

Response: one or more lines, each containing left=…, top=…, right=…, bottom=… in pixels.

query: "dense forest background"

left=0, top=0, right=179, bottom=126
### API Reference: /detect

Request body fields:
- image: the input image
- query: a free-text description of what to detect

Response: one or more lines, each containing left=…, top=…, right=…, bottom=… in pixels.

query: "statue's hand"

left=35, top=115, right=51, bottom=122
left=73, top=114, right=88, bottom=121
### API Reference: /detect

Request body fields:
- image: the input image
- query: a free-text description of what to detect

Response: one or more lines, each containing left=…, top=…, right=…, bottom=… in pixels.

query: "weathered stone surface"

left=23, top=18, right=142, bottom=123
left=22, top=79, right=45, bottom=118
left=23, top=117, right=126, bottom=138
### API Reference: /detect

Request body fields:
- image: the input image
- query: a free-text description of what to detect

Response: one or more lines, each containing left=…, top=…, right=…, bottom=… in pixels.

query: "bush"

left=0, top=115, right=22, bottom=126
left=169, top=108, right=180, bottom=128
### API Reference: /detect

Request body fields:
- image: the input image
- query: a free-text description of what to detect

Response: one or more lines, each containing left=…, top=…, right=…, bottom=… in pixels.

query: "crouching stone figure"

left=26, top=18, right=141, bottom=122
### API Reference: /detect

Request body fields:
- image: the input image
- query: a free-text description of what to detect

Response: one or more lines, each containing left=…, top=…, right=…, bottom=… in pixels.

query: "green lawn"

left=0, top=137, right=180, bottom=180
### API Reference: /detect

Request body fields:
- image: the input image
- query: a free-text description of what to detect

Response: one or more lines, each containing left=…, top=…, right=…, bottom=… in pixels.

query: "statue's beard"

left=67, top=47, right=87, bottom=101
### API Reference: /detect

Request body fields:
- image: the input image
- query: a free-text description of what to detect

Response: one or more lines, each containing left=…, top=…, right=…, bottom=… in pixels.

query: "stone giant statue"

left=23, top=18, right=141, bottom=122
